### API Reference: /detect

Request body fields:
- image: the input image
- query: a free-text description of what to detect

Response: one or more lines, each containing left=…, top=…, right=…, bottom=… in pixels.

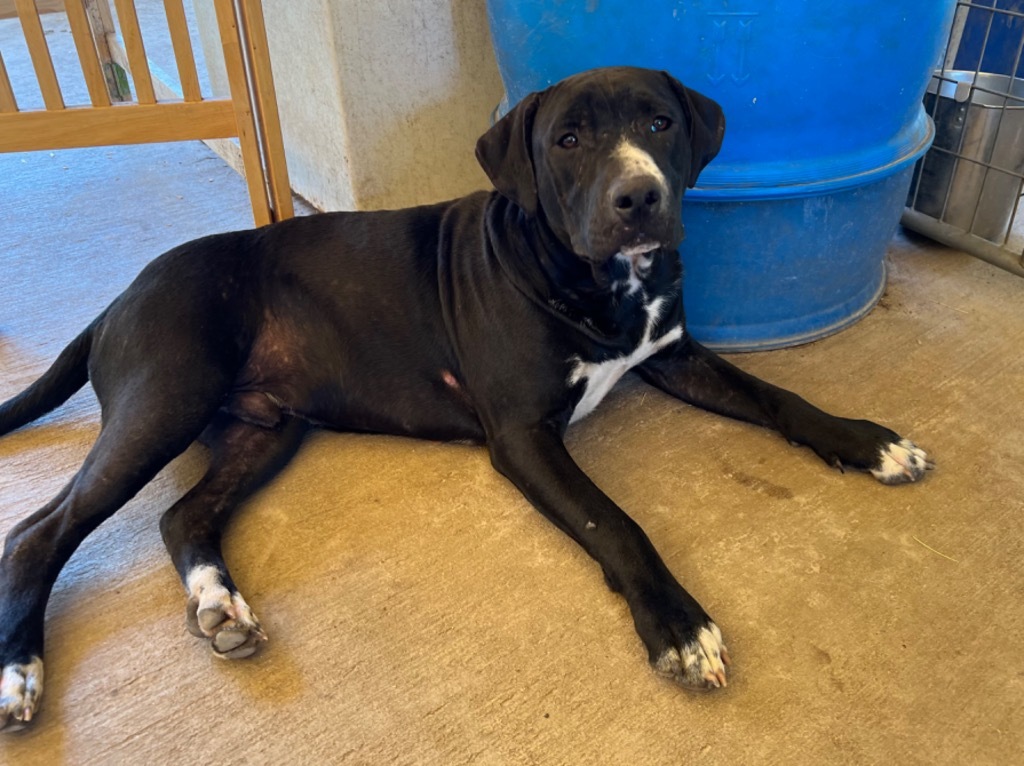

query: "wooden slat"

left=64, top=0, right=111, bottom=107
left=16, top=0, right=64, bottom=110
left=112, top=0, right=156, bottom=104
left=215, top=0, right=271, bottom=226
left=2, top=0, right=290, bottom=230
left=0, top=100, right=238, bottom=152
left=85, top=0, right=130, bottom=101
left=108, top=35, right=249, bottom=180
left=0, top=0, right=62, bottom=19
left=238, top=0, right=292, bottom=219
left=0, top=50, right=17, bottom=112
left=163, top=0, right=202, bottom=102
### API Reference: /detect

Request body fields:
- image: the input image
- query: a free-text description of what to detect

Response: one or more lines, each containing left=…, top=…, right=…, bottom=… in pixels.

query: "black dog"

left=0, top=66, right=930, bottom=729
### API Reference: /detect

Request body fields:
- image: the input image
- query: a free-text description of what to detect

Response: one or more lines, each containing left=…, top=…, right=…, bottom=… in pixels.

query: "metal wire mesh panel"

left=903, top=0, right=1024, bottom=278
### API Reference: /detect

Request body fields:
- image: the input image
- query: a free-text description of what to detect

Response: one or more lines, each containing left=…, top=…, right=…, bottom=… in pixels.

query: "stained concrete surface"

left=2, top=139, right=1023, bottom=765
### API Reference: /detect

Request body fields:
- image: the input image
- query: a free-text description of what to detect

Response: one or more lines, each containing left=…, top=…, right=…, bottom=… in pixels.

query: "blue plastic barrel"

left=486, top=1, right=957, bottom=350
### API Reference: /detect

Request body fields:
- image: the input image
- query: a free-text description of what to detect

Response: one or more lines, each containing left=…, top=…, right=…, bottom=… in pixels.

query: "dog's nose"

left=610, top=177, right=662, bottom=221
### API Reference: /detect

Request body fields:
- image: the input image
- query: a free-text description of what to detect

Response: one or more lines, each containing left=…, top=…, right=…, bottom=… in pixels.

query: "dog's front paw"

left=631, top=583, right=730, bottom=691
left=0, top=656, right=43, bottom=732
left=653, top=622, right=730, bottom=690
left=870, top=438, right=933, bottom=485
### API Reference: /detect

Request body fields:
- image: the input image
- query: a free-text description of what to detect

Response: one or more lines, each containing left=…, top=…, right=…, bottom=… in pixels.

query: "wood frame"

left=0, top=0, right=63, bottom=18
left=0, top=0, right=291, bottom=225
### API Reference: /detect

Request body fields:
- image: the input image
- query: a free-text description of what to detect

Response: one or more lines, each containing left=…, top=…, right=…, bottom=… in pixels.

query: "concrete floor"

left=1, top=143, right=1023, bottom=765
left=1, top=14, right=1024, bottom=761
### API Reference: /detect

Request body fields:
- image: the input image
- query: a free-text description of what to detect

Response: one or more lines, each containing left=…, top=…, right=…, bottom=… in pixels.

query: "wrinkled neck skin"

left=484, top=193, right=666, bottom=343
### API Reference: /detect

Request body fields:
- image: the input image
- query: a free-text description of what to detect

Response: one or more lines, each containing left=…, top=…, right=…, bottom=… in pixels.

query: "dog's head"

left=476, top=66, right=725, bottom=265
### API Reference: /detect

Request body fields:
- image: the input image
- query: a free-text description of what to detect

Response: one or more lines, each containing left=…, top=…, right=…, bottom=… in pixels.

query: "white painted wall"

left=195, top=1, right=504, bottom=212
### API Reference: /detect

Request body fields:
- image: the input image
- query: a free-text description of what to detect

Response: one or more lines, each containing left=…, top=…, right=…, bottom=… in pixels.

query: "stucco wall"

left=196, top=1, right=505, bottom=211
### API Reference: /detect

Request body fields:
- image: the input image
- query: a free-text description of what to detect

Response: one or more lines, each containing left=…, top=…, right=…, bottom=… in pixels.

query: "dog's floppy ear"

left=476, top=93, right=541, bottom=215
left=661, top=71, right=726, bottom=188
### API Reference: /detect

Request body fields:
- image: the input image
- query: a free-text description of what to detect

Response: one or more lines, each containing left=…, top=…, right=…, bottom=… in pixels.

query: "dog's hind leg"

left=159, top=411, right=308, bottom=659
left=0, top=396, right=223, bottom=731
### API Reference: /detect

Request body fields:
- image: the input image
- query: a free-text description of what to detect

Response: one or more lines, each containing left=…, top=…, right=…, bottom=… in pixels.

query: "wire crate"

left=903, top=0, right=1024, bottom=278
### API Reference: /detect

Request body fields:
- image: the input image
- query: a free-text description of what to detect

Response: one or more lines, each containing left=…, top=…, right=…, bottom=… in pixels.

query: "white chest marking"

left=568, top=297, right=682, bottom=424
left=614, top=250, right=655, bottom=296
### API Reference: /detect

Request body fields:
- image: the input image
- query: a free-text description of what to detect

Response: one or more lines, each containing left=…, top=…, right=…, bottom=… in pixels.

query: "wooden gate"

left=0, top=0, right=292, bottom=225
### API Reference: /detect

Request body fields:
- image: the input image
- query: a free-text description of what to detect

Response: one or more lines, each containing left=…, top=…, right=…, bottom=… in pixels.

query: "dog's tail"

left=0, top=322, right=94, bottom=437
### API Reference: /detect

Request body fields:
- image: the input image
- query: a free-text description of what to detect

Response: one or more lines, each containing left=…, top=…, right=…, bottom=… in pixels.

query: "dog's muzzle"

left=582, top=179, right=680, bottom=263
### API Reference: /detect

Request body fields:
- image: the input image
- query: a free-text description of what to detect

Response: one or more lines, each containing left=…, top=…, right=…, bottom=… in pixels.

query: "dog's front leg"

left=637, top=335, right=931, bottom=484
left=488, top=424, right=729, bottom=689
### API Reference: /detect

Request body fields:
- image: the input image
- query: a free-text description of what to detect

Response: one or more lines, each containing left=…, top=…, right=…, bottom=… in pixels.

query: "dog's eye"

left=557, top=132, right=579, bottom=149
left=651, top=116, right=673, bottom=133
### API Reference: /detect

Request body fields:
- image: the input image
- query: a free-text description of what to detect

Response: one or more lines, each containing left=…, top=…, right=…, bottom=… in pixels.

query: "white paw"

left=870, top=439, right=933, bottom=485
left=0, top=657, right=43, bottom=732
left=186, top=566, right=267, bottom=659
left=653, top=623, right=730, bottom=690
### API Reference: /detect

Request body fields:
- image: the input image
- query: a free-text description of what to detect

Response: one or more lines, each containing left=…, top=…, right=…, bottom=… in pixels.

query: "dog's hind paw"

left=653, top=623, right=730, bottom=691
left=870, top=439, right=933, bottom=485
left=0, top=656, right=43, bottom=732
left=186, top=566, right=267, bottom=659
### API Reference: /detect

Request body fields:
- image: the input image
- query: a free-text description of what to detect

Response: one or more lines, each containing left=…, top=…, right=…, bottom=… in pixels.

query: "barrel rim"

left=689, top=111, right=936, bottom=201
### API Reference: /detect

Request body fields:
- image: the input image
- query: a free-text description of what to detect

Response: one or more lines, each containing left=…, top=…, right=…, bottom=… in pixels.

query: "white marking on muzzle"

left=614, top=139, right=669, bottom=193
